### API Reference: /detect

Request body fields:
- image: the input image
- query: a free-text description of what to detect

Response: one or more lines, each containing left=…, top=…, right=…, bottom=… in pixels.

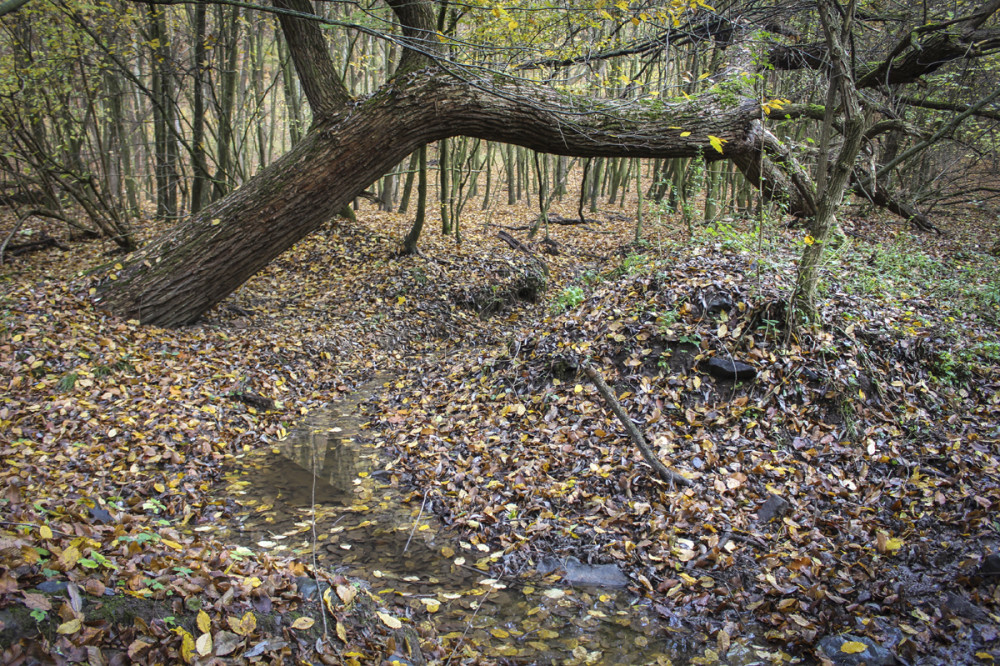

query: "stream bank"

left=204, top=372, right=773, bottom=664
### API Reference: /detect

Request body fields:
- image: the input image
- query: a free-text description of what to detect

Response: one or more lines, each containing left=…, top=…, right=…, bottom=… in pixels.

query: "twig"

left=309, top=440, right=331, bottom=640
left=0, top=521, right=73, bottom=537
left=404, top=490, right=429, bottom=553
left=443, top=582, right=495, bottom=666
left=581, top=362, right=694, bottom=487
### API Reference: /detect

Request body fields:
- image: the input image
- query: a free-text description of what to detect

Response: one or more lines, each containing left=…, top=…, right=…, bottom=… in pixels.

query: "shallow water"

left=205, top=375, right=772, bottom=665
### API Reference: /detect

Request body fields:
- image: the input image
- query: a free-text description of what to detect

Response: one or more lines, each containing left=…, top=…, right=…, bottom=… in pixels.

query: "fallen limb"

left=497, top=230, right=534, bottom=254
left=582, top=362, right=694, bottom=487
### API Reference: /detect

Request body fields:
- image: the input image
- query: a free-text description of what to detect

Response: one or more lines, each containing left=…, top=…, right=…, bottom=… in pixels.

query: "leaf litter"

left=1, top=190, right=999, bottom=664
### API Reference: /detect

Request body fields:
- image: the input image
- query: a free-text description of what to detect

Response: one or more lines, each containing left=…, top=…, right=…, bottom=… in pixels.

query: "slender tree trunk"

left=401, top=145, right=427, bottom=254
left=148, top=5, right=179, bottom=219
left=792, top=0, right=867, bottom=322
left=439, top=138, right=451, bottom=234
left=190, top=1, right=210, bottom=214
left=213, top=5, right=240, bottom=199
left=397, top=150, right=419, bottom=214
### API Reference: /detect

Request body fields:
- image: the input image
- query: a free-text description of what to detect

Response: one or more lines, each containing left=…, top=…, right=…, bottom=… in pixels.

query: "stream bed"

left=204, top=376, right=771, bottom=665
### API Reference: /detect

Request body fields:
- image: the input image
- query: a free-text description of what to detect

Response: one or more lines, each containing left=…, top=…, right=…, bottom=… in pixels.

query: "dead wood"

left=1, top=233, right=69, bottom=263
left=582, top=362, right=694, bottom=487
left=497, top=230, right=535, bottom=255
left=226, top=391, right=276, bottom=411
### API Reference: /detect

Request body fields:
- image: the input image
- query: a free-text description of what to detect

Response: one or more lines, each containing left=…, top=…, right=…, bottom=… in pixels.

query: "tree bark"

left=97, top=67, right=766, bottom=326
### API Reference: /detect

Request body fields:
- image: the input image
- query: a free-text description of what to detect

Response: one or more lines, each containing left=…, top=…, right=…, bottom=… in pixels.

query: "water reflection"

left=208, top=376, right=767, bottom=665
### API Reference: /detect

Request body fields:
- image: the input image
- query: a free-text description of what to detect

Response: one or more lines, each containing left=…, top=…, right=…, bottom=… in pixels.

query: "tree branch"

left=581, top=362, right=694, bottom=488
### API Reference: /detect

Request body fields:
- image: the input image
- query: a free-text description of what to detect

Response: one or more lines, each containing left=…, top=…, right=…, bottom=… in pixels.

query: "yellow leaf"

left=337, top=583, right=357, bottom=605
left=197, top=610, right=211, bottom=634
left=976, top=652, right=994, bottom=661
left=397, top=296, right=405, bottom=305
left=336, top=620, right=347, bottom=642
left=196, top=632, right=213, bottom=657
left=161, top=539, right=183, bottom=551
left=291, top=616, right=315, bottom=630
left=240, top=612, right=256, bottom=635
left=154, top=483, right=165, bottom=493
left=419, top=598, right=441, bottom=612
left=60, top=545, right=81, bottom=569
left=56, top=618, right=82, bottom=634
left=176, top=628, right=195, bottom=663
left=804, top=235, right=815, bottom=245
left=708, top=135, right=727, bottom=153
left=377, top=611, right=402, bottom=629
left=840, top=641, right=868, bottom=654
left=210, top=218, right=221, bottom=226
left=39, top=525, right=53, bottom=539
left=680, top=131, right=691, bottom=137
left=491, top=628, right=510, bottom=638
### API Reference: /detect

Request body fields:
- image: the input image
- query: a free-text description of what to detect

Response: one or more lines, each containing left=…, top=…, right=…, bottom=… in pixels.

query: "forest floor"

left=1, top=191, right=999, bottom=665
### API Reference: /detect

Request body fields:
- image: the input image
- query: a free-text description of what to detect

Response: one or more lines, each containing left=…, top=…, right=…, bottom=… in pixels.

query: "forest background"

left=1, top=0, right=1000, bottom=663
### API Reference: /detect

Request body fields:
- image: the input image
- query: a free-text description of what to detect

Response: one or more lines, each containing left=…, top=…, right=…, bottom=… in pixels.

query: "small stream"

left=205, top=376, right=767, bottom=665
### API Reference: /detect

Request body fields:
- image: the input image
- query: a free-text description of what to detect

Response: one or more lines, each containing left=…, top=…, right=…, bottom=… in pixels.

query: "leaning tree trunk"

left=96, top=72, right=766, bottom=326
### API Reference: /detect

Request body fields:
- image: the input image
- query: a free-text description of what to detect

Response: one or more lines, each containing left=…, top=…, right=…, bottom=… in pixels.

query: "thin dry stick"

left=310, top=445, right=331, bottom=639
left=443, top=584, right=495, bottom=666
left=582, top=362, right=694, bottom=488
left=403, top=490, right=429, bottom=553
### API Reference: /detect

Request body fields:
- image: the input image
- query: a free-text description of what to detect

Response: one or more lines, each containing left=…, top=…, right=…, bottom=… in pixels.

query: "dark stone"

left=88, top=507, right=114, bottom=524
left=757, top=494, right=790, bottom=524
left=977, top=553, right=1000, bottom=578
left=703, top=357, right=757, bottom=381
left=943, top=592, right=988, bottom=621
left=294, top=576, right=329, bottom=601
left=815, top=634, right=897, bottom=665
left=35, top=580, right=69, bottom=594
left=705, top=297, right=733, bottom=318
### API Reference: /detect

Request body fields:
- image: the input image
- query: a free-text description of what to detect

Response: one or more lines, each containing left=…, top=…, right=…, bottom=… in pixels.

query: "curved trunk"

left=97, top=73, right=762, bottom=327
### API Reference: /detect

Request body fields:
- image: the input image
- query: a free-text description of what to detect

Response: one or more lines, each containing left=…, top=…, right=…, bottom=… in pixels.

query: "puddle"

left=203, top=375, right=770, bottom=664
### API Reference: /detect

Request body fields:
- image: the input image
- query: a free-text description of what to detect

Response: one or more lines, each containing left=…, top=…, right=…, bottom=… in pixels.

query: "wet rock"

left=816, top=634, right=897, bottom=665
left=294, top=576, right=329, bottom=601
left=703, top=357, right=757, bottom=381
left=563, top=560, right=629, bottom=588
left=535, top=556, right=628, bottom=587
left=757, top=494, right=790, bottom=524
